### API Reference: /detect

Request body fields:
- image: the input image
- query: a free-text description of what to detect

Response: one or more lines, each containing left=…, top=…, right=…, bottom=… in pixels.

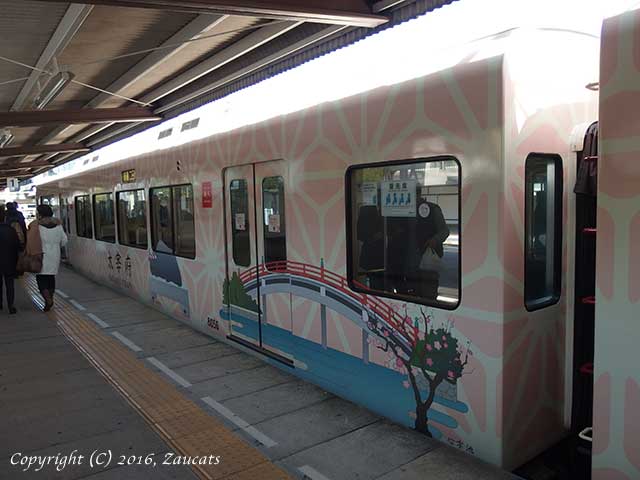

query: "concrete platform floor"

left=1, top=266, right=520, bottom=480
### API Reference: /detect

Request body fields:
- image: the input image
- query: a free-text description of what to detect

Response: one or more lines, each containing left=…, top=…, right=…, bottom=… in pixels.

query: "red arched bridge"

left=238, top=260, right=417, bottom=353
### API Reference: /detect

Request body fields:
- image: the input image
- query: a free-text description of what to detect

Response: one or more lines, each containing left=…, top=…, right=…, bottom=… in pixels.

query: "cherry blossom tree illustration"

left=367, top=307, right=472, bottom=437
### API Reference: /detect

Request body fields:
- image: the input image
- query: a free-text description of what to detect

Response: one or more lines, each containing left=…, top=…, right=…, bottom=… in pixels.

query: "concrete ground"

left=0, top=284, right=197, bottom=480
left=0, top=266, right=520, bottom=480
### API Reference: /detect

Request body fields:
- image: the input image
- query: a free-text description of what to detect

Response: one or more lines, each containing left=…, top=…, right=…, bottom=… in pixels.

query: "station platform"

left=1, top=266, right=520, bottom=480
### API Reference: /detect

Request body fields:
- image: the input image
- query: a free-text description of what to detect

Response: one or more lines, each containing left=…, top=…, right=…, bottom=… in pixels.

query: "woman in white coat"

left=34, top=204, right=67, bottom=311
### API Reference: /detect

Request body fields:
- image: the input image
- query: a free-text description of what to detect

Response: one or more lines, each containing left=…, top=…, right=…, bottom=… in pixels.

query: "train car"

left=590, top=9, right=640, bottom=480
left=37, top=27, right=601, bottom=471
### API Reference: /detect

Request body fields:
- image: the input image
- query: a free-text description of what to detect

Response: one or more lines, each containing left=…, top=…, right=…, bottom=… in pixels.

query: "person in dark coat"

left=0, top=204, right=20, bottom=314
left=5, top=201, right=27, bottom=249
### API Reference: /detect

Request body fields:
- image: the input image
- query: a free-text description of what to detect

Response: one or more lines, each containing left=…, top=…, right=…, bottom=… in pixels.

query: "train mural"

left=35, top=9, right=640, bottom=479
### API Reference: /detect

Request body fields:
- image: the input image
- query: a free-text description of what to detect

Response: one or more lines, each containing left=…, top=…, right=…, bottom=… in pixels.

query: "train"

left=35, top=9, right=640, bottom=479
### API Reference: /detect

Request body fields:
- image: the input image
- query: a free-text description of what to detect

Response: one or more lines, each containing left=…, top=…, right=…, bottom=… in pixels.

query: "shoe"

left=42, top=290, right=54, bottom=312
left=8, top=307, right=16, bottom=315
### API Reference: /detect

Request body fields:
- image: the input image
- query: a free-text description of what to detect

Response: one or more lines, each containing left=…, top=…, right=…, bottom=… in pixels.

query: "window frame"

left=524, top=153, right=563, bottom=312
left=149, top=183, right=196, bottom=259
left=74, top=194, right=93, bottom=239
left=115, top=188, right=148, bottom=250
left=92, top=192, right=116, bottom=244
left=345, top=155, right=462, bottom=311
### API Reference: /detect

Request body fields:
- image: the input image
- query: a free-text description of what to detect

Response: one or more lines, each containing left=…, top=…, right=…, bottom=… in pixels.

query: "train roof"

left=35, top=27, right=597, bottom=187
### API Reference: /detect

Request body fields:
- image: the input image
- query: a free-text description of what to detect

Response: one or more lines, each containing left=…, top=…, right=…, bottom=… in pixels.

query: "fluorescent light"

left=0, top=129, right=13, bottom=148
left=33, top=71, right=74, bottom=110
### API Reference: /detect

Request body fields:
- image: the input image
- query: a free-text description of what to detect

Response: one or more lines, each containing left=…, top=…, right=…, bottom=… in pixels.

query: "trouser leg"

left=36, top=274, right=45, bottom=293
left=5, top=276, right=15, bottom=307
left=0, top=275, right=4, bottom=307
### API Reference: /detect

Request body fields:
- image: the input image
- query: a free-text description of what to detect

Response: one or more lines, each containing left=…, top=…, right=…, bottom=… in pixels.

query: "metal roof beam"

left=0, top=160, right=56, bottom=172
left=0, top=143, right=89, bottom=159
left=140, top=20, right=300, bottom=104
left=155, top=24, right=345, bottom=113
left=80, top=20, right=303, bottom=146
left=0, top=107, right=161, bottom=127
left=35, top=1, right=387, bottom=27
left=11, top=4, right=93, bottom=112
left=32, top=13, right=230, bottom=153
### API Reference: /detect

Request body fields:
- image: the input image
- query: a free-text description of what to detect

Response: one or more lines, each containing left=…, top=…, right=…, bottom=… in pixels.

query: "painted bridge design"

left=238, top=260, right=418, bottom=358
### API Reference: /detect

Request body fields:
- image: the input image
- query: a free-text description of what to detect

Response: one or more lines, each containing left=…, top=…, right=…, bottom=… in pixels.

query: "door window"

left=230, top=179, right=250, bottom=267
left=262, top=176, right=286, bottom=267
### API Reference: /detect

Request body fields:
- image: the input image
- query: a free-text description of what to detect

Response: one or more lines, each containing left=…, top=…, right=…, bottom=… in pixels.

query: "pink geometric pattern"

left=35, top=30, right=601, bottom=470
left=593, top=9, right=640, bottom=479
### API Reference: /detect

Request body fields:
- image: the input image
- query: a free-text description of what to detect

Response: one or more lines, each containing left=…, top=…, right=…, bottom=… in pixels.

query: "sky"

left=26, top=0, right=640, bottom=186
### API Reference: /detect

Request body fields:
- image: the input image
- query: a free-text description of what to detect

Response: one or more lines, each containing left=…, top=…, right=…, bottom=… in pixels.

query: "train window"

left=150, top=187, right=174, bottom=253
left=74, top=195, right=93, bottom=238
left=93, top=193, right=115, bottom=243
left=230, top=179, right=250, bottom=267
left=150, top=184, right=195, bottom=259
left=116, top=189, right=147, bottom=249
left=262, top=176, right=286, bottom=267
left=41, top=195, right=61, bottom=219
left=525, top=153, right=563, bottom=311
left=346, top=157, right=461, bottom=310
left=173, top=185, right=195, bottom=258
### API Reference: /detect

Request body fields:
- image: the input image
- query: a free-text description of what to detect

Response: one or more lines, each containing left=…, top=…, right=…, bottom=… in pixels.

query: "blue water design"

left=221, top=309, right=469, bottom=439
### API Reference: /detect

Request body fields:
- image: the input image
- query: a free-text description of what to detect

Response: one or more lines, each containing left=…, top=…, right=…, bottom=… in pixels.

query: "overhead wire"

left=0, top=19, right=291, bottom=108
left=0, top=55, right=150, bottom=107
left=0, top=77, right=31, bottom=88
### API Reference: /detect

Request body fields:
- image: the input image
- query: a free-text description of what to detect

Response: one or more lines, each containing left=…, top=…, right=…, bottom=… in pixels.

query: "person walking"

left=32, top=205, right=67, bottom=311
left=0, top=204, right=20, bottom=314
left=5, top=202, right=26, bottom=250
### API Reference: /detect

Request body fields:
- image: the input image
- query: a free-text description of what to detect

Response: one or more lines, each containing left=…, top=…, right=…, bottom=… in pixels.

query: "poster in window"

left=235, top=213, right=246, bottom=231
left=267, top=214, right=280, bottom=233
left=359, top=182, right=378, bottom=206
left=380, top=180, right=416, bottom=217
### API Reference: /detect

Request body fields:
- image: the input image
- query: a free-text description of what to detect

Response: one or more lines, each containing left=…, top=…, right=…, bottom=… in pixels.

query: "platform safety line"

left=298, top=465, right=332, bottom=480
left=86, top=313, right=110, bottom=328
left=69, top=299, right=87, bottom=311
left=147, top=357, right=192, bottom=388
left=111, top=331, right=143, bottom=352
left=21, top=275, right=292, bottom=480
left=201, top=396, right=278, bottom=448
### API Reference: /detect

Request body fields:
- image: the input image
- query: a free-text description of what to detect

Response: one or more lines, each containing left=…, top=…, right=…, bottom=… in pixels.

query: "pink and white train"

left=35, top=9, right=640, bottom=479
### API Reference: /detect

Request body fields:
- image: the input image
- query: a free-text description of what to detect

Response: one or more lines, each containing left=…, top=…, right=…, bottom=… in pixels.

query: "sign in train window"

left=524, top=153, right=563, bottom=311
left=346, top=157, right=461, bottom=309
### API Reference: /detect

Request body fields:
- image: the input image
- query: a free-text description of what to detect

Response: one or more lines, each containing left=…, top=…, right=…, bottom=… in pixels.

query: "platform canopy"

left=0, top=0, right=457, bottom=185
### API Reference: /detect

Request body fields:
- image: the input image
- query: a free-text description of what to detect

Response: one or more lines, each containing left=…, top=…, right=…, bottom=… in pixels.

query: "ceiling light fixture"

left=33, top=71, right=75, bottom=110
left=0, top=129, right=14, bottom=148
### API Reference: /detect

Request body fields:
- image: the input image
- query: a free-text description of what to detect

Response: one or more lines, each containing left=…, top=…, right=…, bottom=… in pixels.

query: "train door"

left=223, top=160, right=292, bottom=361
left=570, top=122, right=598, bottom=478
left=255, top=161, right=292, bottom=354
left=59, top=195, right=71, bottom=261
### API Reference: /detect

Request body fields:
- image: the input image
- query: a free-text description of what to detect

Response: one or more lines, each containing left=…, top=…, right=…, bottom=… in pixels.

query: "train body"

left=35, top=13, right=638, bottom=477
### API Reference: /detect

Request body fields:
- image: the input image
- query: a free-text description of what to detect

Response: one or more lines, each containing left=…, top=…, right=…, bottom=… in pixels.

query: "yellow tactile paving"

left=23, top=277, right=293, bottom=480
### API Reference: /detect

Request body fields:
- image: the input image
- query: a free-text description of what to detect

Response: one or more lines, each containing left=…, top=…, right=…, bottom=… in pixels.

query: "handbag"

left=17, top=251, right=43, bottom=273
left=419, top=247, right=442, bottom=271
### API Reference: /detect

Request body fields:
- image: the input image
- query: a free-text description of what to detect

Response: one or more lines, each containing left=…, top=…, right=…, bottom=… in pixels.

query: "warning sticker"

left=235, top=213, right=246, bottom=231
left=381, top=180, right=416, bottom=217
left=268, top=214, right=281, bottom=233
